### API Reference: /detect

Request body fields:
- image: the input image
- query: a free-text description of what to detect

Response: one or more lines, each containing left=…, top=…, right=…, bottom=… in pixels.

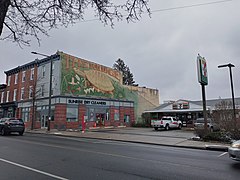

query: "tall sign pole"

left=197, top=54, right=208, bottom=132
left=218, top=63, right=236, bottom=129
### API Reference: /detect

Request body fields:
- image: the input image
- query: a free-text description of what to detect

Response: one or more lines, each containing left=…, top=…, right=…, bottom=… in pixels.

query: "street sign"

left=197, top=55, right=208, bottom=85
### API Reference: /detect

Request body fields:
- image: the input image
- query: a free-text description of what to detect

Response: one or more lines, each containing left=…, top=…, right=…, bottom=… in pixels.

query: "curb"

left=205, top=145, right=229, bottom=152
left=26, top=131, right=228, bottom=152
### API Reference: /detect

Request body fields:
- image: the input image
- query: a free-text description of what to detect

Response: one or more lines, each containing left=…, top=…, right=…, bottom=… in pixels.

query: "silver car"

left=228, top=140, right=240, bottom=161
left=194, top=118, right=220, bottom=132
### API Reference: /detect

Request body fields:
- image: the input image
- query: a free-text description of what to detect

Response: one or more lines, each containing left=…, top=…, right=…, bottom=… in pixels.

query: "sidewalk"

left=26, top=127, right=230, bottom=152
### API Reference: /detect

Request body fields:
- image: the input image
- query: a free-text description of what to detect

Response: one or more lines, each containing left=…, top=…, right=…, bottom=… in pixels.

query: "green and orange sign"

left=197, top=55, right=208, bottom=85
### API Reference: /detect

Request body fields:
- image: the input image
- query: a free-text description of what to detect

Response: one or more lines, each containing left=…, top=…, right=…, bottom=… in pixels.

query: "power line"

left=151, top=0, right=233, bottom=13
left=81, top=0, right=233, bottom=23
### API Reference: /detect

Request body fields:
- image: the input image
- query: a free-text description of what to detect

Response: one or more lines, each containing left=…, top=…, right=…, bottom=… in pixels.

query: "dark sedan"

left=0, top=118, right=25, bottom=136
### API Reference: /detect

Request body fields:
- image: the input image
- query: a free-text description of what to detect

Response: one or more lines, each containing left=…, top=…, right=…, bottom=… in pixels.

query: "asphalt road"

left=0, top=133, right=239, bottom=180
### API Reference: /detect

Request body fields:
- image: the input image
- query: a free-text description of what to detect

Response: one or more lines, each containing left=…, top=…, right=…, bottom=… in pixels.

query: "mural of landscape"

left=60, top=52, right=138, bottom=103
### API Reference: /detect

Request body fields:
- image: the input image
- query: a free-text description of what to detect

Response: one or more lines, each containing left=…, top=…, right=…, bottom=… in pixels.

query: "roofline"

left=4, top=53, right=60, bottom=76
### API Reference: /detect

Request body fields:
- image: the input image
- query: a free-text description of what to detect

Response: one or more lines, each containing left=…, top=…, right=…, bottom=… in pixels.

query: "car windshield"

left=162, top=117, right=172, bottom=120
left=9, top=119, right=24, bottom=123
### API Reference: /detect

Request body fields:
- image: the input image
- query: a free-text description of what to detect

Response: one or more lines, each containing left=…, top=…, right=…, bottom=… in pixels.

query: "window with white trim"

left=7, top=76, right=11, bottom=86
left=15, top=73, right=18, bottom=84
left=21, top=87, right=24, bottom=100
left=29, top=86, right=33, bottom=98
left=22, top=71, right=26, bottom=82
left=13, top=89, right=17, bottom=101
left=1, top=92, right=4, bottom=103
left=30, top=68, right=34, bottom=80
left=6, top=91, right=9, bottom=102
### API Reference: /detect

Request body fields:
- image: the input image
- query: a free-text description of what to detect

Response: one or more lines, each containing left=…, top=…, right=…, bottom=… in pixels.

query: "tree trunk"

left=0, top=0, right=10, bottom=36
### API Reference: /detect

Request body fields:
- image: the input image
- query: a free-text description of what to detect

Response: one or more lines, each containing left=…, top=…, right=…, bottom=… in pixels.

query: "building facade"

left=0, top=51, right=159, bottom=130
left=145, top=98, right=240, bottom=127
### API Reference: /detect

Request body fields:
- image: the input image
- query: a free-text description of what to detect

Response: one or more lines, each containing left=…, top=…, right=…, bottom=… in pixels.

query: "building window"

left=114, top=109, right=119, bottom=121
left=124, top=115, right=130, bottom=123
left=6, top=91, right=9, bottom=102
left=30, top=68, right=34, bottom=80
left=29, top=86, right=33, bottom=98
left=42, top=65, right=45, bottom=77
left=88, top=108, right=95, bottom=121
left=21, top=87, right=24, bottom=100
left=13, top=89, right=17, bottom=101
left=15, top=73, right=18, bottom=84
left=22, top=71, right=26, bottom=82
left=66, top=106, right=78, bottom=122
left=21, top=107, right=30, bottom=122
left=41, top=85, right=44, bottom=96
left=1, top=92, right=4, bottom=103
left=7, top=76, right=11, bottom=86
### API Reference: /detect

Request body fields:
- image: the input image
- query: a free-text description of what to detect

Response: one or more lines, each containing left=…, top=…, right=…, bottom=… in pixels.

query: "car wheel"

left=1, top=128, right=6, bottom=136
left=19, top=131, right=24, bottom=136
left=154, top=127, right=158, bottom=131
left=165, top=124, right=169, bottom=131
left=178, top=124, right=182, bottom=129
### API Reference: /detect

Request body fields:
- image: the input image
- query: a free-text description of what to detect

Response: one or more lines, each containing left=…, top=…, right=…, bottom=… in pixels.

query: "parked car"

left=0, top=118, right=25, bottom=136
left=228, top=140, right=240, bottom=161
left=151, top=116, right=182, bottom=130
left=193, top=118, right=220, bottom=132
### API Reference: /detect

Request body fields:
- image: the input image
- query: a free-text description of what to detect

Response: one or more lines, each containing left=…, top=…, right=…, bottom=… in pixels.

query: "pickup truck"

left=151, top=116, right=182, bottom=131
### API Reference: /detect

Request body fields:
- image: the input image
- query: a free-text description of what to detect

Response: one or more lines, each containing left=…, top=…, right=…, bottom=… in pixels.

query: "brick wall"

left=54, top=104, right=67, bottom=130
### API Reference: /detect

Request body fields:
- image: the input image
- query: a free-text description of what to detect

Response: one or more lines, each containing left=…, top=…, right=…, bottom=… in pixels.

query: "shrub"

left=202, top=131, right=232, bottom=143
left=194, top=129, right=233, bottom=143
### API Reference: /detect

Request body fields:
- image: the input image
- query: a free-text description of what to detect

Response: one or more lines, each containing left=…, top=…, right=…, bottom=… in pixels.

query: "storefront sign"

left=197, top=54, right=208, bottom=85
left=172, top=101, right=190, bottom=110
left=68, top=99, right=107, bottom=106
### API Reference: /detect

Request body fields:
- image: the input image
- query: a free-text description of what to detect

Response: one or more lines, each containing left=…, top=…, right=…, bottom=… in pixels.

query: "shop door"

left=41, top=115, right=48, bottom=128
left=96, top=113, right=105, bottom=126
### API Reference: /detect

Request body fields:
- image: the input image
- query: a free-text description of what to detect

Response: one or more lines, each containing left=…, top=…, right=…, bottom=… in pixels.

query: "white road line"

left=0, top=158, right=69, bottom=180
left=218, top=152, right=228, bottom=157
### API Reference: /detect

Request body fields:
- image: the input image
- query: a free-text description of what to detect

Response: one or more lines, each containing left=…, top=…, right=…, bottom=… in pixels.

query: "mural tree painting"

left=0, top=0, right=150, bottom=46
left=113, top=58, right=136, bottom=86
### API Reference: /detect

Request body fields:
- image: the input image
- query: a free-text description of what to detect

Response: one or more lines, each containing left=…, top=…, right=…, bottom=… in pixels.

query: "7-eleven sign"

left=197, top=55, right=208, bottom=85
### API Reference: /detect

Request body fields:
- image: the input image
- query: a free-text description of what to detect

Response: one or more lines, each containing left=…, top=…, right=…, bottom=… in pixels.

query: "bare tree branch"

left=0, top=0, right=150, bottom=46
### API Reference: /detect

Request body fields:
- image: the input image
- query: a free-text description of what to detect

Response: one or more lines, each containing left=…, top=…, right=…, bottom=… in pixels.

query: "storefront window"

left=88, top=108, right=95, bottom=121
left=66, top=106, right=78, bottom=122
left=22, top=107, right=30, bottom=122
left=106, top=109, right=109, bottom=121
left=124, top=115, right=130, bottom=123
left=114, top=109, right=119, bottom=121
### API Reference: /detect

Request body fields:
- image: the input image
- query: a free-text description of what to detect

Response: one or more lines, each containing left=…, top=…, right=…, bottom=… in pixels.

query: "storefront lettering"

left=68, top=99, right=83, bottom=104
left=68, top=99, right=106, bottom=105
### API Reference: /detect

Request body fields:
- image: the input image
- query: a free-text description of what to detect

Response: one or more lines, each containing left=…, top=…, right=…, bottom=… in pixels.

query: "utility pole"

left=218, top=63, right=236, bottom=128
left=31, top=51, right=53, bottom=131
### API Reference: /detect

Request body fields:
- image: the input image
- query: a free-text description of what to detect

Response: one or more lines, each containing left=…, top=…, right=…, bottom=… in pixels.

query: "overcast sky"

left=1, top=0, right=240, bottom=104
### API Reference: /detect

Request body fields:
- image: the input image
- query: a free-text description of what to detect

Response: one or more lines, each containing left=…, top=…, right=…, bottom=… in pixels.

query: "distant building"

left=144, top=98, right=240, bottom=126
left=0, top=51, right=159, bottom=129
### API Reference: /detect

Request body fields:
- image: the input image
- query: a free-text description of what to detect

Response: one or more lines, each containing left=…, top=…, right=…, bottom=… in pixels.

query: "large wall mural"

left=60, top=52, right=138, bottom=103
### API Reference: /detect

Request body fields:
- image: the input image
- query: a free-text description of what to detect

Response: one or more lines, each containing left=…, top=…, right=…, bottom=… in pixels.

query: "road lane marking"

left=218, top=152, right=228, bottom=157
left=1, top=136, right=222, bottom=172
left=0, top=158, right=69, bottom=180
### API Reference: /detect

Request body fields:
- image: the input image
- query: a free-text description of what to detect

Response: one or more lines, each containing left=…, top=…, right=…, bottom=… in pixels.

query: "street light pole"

left=31, top=51, right=53, bottom=131
left=218, top=63, right=236, bottom=127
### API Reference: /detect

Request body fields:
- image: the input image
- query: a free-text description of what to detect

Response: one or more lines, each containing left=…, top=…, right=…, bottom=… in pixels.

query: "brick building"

left=0, top=51, right=159, bottom=130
